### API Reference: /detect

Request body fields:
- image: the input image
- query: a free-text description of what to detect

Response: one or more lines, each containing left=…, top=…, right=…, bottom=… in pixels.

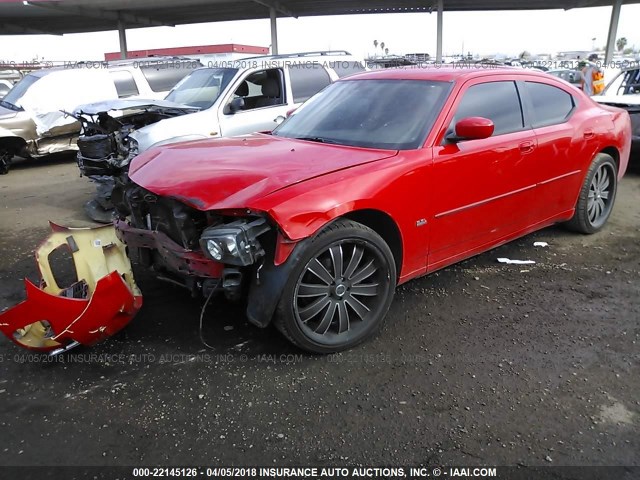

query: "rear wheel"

left=566, top=153, right=617, bottom=234
left=274, top=219, right=396, bottom=353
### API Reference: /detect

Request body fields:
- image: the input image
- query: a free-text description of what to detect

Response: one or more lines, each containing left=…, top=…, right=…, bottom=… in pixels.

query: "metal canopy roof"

left=1, top=0, right=638, bottom=35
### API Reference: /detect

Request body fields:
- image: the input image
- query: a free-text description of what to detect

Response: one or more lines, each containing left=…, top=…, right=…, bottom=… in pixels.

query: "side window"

left=140, top=61, right=200, bottom=93
left=330, top=61, right=366, bottom=78
left=454, top=81, right=524, bottom=136
left=289, top=63, right=332, bottom=103
left=231, top=68, right=284, bottom=111
left=110, top=70, right=139, bottom=98
left=526, top=82, right=574, bottom=128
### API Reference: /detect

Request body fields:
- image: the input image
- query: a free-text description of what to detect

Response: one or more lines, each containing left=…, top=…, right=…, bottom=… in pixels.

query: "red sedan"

left=114, top=67, right=632, bottom=353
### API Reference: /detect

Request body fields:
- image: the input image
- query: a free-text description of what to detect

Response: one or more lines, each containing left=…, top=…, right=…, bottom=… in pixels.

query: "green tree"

left=616, top=37, right=627, bottom=52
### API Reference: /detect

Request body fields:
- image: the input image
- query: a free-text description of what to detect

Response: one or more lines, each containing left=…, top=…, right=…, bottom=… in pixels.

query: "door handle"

left=584, top=130, right=595, bottom=139
left=274, top=115, right=286, bottom=125
left=519, top=141, right=535, bottom=154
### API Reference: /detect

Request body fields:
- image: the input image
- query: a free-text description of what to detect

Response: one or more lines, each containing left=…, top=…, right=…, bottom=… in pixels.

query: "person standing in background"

left=580, top=54, right=605, bottom=95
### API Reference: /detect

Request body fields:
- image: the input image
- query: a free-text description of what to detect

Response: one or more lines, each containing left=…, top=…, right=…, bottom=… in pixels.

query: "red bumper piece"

left=0, top=223, right=142, bottom=352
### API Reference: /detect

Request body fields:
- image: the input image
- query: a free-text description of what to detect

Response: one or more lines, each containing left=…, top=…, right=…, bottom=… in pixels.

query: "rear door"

left=287, top=62, right=333, bottom=105
left=520, top=80, right=584, bottom=220
left=428, top=78, right=539, bottom=270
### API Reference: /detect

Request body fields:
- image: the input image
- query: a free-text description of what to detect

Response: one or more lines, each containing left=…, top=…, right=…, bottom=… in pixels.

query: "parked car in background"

left=0, top=57, right=201, bottom=174
left=105, top=67, right=630, bottom=353
left=0, top=69, right=22, bottom=98
left=594, top=66, right=640, bottom=160
left=547, top=68, right=583, bottom=88
left=74, top=50, right=366, bottom=221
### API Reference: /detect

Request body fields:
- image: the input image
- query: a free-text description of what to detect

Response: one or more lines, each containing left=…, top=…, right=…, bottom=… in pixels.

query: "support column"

left=270, top=7, right=279, bottom=55
left=604, top=0, right=622, bottom=64
left=436, top=0, right=443, bottom=63
left=118, top=14, right=128, bottom=60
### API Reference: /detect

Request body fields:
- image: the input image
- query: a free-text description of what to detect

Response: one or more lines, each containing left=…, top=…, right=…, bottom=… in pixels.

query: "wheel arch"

left=599, top=146, right=619, bottom=170
left=0, top=135, right=28, bottom=155
left=341, top=209, right=403, bottom=278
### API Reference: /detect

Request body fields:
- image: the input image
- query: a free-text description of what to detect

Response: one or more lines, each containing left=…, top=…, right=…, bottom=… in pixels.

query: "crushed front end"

left=114, top=183, right=273, bottom=307
left=0, top=223, right=142, bottom=353
left=75, top=103, right=196, bottom=223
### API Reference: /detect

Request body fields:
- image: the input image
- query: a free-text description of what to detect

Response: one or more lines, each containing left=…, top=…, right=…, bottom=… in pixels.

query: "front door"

left=218, top=68, right=290, bottom=137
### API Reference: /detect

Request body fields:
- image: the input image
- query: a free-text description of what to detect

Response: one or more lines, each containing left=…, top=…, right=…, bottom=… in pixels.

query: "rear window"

left=110, top=70, right=139, bottom=98
left=140, top=60, right=202, bottom=93
left=330, top=61, right=366, bottom=78
left=525, top=82, right=574, bottom=128
left=288, top=63, right=332, bottom=103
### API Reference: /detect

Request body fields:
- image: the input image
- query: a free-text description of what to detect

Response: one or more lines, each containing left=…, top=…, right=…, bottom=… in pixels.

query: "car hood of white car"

left=73, top=98, right=198, bottom=115
left=594, top=94, right=640, bottom=106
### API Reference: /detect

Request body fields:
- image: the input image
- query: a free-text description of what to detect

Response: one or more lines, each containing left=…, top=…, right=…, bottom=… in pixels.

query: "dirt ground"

left=0, top=154, right=638, bottom=468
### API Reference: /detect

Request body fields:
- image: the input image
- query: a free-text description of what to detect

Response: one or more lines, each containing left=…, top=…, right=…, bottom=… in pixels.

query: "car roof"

left=340, top=66, right=553, bottom=83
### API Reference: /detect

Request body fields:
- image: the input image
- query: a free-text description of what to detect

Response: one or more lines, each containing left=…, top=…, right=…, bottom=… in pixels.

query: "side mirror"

left=226, top=97, right=245, bottom=114
left=286, top=107, right=297, bottom=118
left=449, top=117, right=494, bottom=142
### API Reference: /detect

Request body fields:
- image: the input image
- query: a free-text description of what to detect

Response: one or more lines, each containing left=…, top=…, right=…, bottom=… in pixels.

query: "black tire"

left=274, top=219, right=396, bottom=353
left=0, top=149, right=11, bottom=175
left=566, top=153, right=618, bottom=234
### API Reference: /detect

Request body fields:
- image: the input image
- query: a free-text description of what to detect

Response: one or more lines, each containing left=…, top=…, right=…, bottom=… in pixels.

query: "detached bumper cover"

left=0, top=223, right=142, bottom=352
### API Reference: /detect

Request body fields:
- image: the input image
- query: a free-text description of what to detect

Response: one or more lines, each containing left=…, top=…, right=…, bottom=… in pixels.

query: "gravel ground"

left=0, top=155, right=638, bottom=468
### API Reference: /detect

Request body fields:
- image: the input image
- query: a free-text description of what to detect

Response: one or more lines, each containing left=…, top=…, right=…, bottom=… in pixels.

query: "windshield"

left=273, top=79, right=452, bottom=150
left=164, top=68, right=238, bottom=109
left=2, top=74, right=41, bottom=109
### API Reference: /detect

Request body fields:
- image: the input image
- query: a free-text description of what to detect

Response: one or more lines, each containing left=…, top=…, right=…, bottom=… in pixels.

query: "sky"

left=1, top=4, right=639, bottom=62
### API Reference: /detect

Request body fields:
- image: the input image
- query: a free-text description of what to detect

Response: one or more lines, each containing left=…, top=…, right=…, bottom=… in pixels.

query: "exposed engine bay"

left=74, top=101, right=198, bottom=222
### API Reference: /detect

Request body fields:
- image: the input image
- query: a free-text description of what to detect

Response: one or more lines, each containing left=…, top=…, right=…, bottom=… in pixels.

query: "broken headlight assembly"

left=199, top=217, right=270, bottom=266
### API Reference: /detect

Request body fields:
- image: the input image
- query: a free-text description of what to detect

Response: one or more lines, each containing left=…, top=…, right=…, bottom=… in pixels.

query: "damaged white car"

left=0, top=57, right=201, bottom=175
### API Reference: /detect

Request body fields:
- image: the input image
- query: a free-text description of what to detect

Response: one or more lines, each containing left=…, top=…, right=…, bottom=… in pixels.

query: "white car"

left=0, top=57, right=201, bottom=174
left=593, top=66, right=640, bottom=161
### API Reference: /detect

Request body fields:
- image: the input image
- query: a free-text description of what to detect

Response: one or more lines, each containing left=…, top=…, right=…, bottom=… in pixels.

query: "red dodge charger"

left=114, top=67, right=631, bottom=353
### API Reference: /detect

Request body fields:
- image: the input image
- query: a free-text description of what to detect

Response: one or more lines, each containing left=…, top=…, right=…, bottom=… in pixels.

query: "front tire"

left=566, top=153, right=618, bottom=234
left=274, top=219, right=396, bottom=353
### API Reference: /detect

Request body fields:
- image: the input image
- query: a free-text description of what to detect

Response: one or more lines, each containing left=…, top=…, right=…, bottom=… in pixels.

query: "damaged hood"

left=73, top=98, right=199, bottom=115
left=129, top=133, right=398, bottom=210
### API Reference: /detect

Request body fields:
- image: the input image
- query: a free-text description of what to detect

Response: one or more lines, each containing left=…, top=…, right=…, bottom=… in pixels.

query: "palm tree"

left=380, top=42, right=385, bottom=54
left=385, top=48, right=389, bottom=56
left=616, top=37, right=627, bottom=52
left=373, top=40, right=378, bottom=49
